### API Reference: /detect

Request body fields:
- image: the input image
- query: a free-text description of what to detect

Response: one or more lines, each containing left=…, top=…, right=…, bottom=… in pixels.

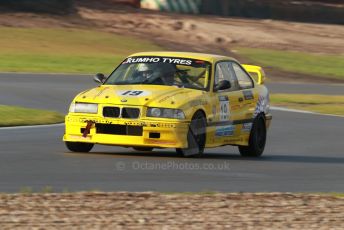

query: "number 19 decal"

left=121, top=90, right=143, bottom=96
left=117, top=90, right=151, bottom=97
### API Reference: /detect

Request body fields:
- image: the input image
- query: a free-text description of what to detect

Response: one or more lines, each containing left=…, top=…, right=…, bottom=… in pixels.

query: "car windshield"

left=105, top=56, right=211, bottom=90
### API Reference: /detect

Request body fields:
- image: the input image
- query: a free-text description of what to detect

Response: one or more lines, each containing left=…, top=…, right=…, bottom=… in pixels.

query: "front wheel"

left=65, top=141, right=94, bottom=153
left=238, top=114, right=266, bottom=157
left=176, top=111, right=206, bottom=157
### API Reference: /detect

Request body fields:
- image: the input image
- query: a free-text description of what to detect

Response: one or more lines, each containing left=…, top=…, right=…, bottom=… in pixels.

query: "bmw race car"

left=63, top=52, right=272, bottom=157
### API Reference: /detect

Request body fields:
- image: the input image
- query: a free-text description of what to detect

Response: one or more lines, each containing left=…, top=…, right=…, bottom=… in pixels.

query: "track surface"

left=0, top=73, right=343, bottom=192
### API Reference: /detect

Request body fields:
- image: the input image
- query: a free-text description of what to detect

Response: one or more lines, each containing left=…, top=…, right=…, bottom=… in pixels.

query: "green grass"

left=236, top=48, right=344, bottom=80
left=0, top=27, right=162, bottom=74
left=0, top=105, right=64, bottom=127
left=19, top=187, right=33, bottom=194
left=315, top=193, right=344, bottom=198
left=270, top=94, right=344, bottom=116
left=41, top=186, right=54, bottom=193
left=326, top=193, right=344, bottom=198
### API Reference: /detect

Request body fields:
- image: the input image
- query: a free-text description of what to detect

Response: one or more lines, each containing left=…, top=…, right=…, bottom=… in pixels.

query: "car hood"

left=74, top=85, right=205, bottom=108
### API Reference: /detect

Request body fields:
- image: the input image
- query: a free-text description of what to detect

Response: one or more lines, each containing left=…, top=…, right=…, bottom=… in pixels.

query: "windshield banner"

left=123, top=56, right=206, bottom=66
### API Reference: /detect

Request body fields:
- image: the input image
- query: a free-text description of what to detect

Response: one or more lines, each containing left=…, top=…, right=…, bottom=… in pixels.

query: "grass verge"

left=0, top=27, right=162, bottom=74
left=270, top=94, right=344, bottom=116
left=236, top=48, right=344, bottom=80
left=0, top=105, right=64, bottom=127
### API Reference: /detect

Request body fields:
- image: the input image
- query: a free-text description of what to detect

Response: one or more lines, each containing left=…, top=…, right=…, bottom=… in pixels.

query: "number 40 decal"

left=220, top=101, right=230, bottom=121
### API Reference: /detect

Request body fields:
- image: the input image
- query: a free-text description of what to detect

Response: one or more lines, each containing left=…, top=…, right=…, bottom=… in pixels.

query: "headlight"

left=69, top=102, right=98, bottom=114
left=147, top=108, right=185, bottom=119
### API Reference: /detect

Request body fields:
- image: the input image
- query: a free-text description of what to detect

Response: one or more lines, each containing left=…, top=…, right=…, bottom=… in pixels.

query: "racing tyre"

left=133, top=147, right=154, bottom=152
left=176, top=111, right=206, bottom=157
left=65, top=141, right=94, bottom=153
left=238, top=114, right=266, bottom=157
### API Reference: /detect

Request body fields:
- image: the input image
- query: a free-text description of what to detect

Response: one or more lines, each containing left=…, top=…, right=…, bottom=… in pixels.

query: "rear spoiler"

left=242, top=64, right=266, bottom=84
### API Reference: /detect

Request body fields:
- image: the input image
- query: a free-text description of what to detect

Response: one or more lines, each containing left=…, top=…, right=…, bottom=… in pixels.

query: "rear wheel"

left=176, top=111, right=206, bottom=157
left=65, top=141, right=94, bottom=153
left=238, top=114, right=266, bottom=157
left=133, top=147, right=154, bottom=152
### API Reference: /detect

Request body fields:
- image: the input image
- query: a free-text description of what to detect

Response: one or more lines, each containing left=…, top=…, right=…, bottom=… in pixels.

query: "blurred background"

left=0, top=0, right=343, bottom=125
left=0, top=0, right=342, bottom=79
left=1, top=0, right=343, bottom=24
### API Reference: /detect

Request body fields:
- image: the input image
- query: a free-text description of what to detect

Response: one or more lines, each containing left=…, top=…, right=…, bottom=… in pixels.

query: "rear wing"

left=242, top=64, right=266, bottom=84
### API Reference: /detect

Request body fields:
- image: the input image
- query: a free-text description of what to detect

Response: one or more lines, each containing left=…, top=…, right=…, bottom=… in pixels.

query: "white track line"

left=268, top=82, right=344, bottom=86
left=0, top=123, right=64, bottom=130
left=270, top=106, right=314, bottom=114
left=270, top=106, right=344, bottom=118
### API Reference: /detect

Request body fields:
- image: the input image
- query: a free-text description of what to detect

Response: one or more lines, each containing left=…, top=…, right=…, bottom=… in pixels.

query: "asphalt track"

left=0, top=73, right=343, bottom=192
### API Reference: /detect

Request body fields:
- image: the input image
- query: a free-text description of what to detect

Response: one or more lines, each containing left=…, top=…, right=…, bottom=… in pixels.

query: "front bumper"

left=63, top=114, right=189, bottom=148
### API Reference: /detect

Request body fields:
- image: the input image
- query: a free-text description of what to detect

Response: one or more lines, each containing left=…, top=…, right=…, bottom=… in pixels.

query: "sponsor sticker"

left=123, top=57, right=193, bottom=66
left=254, top=94, right=269, bottom=117
left=212, top=105, right=216, bottom=117
left=158, top=91, right=189, bottom=103
left=218, top=95, right=229, bottom=101
left=215, top=125, right=235, bottom=137
left=67, top=117, right=179, bottom=128
left=242, top=123, right=252, bottom=133
left=224, top=137, right=243, bottom=143
left=145, top=139, right=177, bottom=145
left=68, top=135, right=91, bottom=140
left=243, top=90, right=254, bottom=100
left=231, top=104, right=240, bottom=111
left=189, top=100, right=207, bottom=106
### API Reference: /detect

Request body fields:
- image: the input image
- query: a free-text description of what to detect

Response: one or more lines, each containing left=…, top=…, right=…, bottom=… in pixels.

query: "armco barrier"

left=141, top=0, right=202, bottom=14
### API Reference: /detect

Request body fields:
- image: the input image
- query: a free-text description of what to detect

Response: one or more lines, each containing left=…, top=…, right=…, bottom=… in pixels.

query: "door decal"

left=243, top=90, right=254, bottom=100
left=215, top=125, right=235, bottom=137
left=241, top=123, right=252, bottom=133
left=254, top=92, right=270, bottom=117
left=218, top=96, right=230, bottom=121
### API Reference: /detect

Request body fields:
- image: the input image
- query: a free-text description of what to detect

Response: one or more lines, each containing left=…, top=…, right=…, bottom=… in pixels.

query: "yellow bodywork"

left=63, top=52, right=271, bottom=149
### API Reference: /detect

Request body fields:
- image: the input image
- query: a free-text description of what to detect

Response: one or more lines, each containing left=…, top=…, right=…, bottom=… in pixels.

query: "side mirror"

left=214, top=80, right=231, bottom=91
left=94, top=73, right=106, bottom=84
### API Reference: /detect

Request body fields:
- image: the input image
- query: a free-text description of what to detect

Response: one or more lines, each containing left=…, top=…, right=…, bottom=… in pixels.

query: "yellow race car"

left=63, top=52, right=272, bottom=157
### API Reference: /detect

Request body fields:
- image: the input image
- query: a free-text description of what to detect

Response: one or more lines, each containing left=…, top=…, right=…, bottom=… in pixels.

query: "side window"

left=232, top=62, right=253, bottom=89
left=214, top=62, right=239, bottom=91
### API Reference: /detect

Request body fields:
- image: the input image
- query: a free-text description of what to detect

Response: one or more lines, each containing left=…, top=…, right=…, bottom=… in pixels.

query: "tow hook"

left=83, top=121, right=94, bottom=138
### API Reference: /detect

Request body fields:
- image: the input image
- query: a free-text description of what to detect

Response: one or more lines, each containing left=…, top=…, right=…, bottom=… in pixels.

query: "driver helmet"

left=136, top=63, right=154, bottom=79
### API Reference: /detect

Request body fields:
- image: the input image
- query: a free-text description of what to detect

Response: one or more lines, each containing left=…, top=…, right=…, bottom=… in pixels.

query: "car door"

left=210, top=61, right=245, bottom=146
left=231, top=62, right=256, bottom=121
